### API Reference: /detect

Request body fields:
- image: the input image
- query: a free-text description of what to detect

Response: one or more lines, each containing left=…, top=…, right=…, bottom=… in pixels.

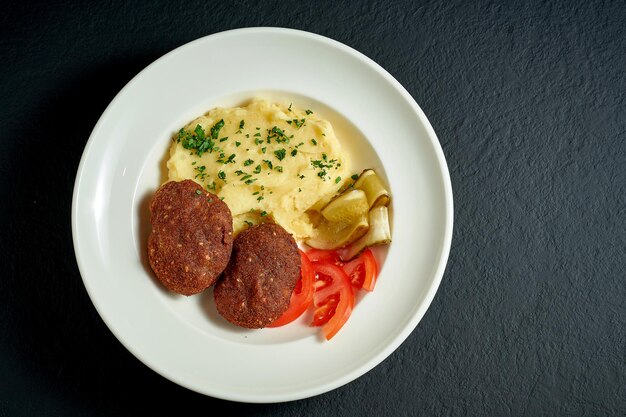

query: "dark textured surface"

left=1, top=0, right=624, bottom=415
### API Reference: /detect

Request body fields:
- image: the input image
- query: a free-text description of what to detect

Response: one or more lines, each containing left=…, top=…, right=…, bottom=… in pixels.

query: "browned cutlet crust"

left=147, top=180, right=233, bottom=295
left=214, top=223, right=301, bottom=328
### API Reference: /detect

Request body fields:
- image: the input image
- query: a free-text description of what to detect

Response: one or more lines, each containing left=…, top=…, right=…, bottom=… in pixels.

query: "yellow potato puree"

left=167, top=100, right=350, bottom=238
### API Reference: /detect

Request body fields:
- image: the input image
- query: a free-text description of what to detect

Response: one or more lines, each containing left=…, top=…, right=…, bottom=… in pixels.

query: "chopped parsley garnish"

left=275, top=166, right=283, bottom=173
left=244, top=220, right=253, bottom=227
left=219, top=137, right=228, bottom=142
left=335, top=176, right=342, bottom=184
left=253, top=165, right=262, bottom=174
left=245, top=178, right=257, bottom=185
left=218, top=171, right=226, bottom=180
left=286, top=118, right=305, bottom=128
left=257, top=196, right=264, bottom=202
left=240, top=174, right=252, bottom=181
left=178, top=119, right=225, bottom=156
left=274, top=149, right=286, bottom=161
left=261, top=147, right=267, bottom=154
left=351, top=174, right=359, bottom=180
left=239, top=120, right=245, bottom=129
left=235, top=141, right=241, bottom=147
left=263, top=160, right=273, bottom=169
left=291, top=149, right=298, bottom=157
left=305, top=109, right=313, bottom=115
left=267, top=126, right=290, bottom=144
left=260, top=211, right=268, bottom=216
left=311, top=138, right=317, bottom=146
left=288, top=103, right=292, bottom=112
left=243, top=159, right=254, bottom=166
left=195, top=189, right=202, bottom=196
left=194, top=165, right=207, bottom=180
left=224, top=154, right=236, bottom=164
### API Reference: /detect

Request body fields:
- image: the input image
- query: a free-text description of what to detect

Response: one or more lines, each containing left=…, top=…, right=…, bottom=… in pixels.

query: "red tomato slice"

left=268, top=250, right=315, bottom=327
left=343, top=248, right=378, bottom=291
left=311, top=261, right=354, bottom=340
left=304, top=248, right=340, bottom=263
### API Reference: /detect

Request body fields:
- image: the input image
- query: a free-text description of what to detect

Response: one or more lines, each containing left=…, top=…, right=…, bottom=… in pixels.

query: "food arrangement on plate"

left=147, top=99, right=392, bottom=340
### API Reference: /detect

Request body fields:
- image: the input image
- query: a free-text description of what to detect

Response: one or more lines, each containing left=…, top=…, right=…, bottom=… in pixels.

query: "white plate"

left=72, top=28, right=453, bottom=403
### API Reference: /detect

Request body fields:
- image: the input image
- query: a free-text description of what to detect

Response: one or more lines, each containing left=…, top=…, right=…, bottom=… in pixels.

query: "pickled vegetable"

left=337, top=206, right=391, bottom=261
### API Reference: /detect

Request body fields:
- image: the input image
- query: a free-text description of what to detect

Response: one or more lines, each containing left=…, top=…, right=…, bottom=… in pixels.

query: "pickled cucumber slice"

left=305, top=213, right=369, bottom=250
left=321, top=189, right=369, bottom=223
left=337, top=206, right=391, bottom=261
left=354, top=169, right=390, bottom=208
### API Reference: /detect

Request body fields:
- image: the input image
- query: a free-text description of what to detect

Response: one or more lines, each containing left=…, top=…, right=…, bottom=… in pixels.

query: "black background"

left=1, top=1, right=625, bottom=415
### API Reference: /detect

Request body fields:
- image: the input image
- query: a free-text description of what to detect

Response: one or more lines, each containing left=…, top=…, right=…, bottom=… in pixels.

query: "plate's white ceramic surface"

left=72, top=28, right=453, bottom=403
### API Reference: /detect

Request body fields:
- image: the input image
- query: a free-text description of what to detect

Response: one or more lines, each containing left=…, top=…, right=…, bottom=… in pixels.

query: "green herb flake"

left=261, top=147, right=267, bottom=154
left=235, top=141, right=241, bottom=147
left=287, top=118, right=305, bottom=128
left=219, top=137, right=228, bottom=142
left=244, top=220, right=253, bottom=227
left=275, top=166, right=283, bottom=173
left=305, top=109, right=313, bottom=115
left=243, top=159, right=254, bottom=166
left=260, top=211, right=268, bottom=217
left=291, top=149, right=298, bottom=157
left=351, top=174, right=359, bottom=180
left=195, top=189, right=202, bottom=196
left=335, top=176, right=342, bottom=184
left=218, top=171, right=226, bottom=180
left=311, top=138, right=317, bottom=146
left=253, top=165, right=262, bottom=174
left=274, top=149, right=286, bottom=161
left=239, top=120, right=245, bottom=129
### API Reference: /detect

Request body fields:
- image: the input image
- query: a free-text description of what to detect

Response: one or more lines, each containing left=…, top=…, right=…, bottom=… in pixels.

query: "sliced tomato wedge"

left=343, top=248, right=378, bottom=291
left=268, top=250, right=315, bottom=327
left=304, top=248, right=341, bottom=263
left=311, top=261, right=354, bottom=340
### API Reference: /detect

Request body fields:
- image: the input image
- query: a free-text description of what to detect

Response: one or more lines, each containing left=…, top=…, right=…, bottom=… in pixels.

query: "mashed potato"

left=167, top=100, right=350, bottom=238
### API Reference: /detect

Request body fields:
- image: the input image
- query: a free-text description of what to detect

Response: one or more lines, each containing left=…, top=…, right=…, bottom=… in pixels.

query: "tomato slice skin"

left=267, top=250, right=315, bottom=327
left=338, top=248, right=378, bottom=291
left=304, top=248, right=341, bottom=263
left=311, top=261, right=354, bottom=340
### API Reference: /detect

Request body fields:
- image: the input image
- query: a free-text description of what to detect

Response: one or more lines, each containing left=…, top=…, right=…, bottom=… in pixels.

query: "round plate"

left=72, top=28, right=453, bottom=402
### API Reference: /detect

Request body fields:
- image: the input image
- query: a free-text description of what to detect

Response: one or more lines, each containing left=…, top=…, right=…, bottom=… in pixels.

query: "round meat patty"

left=214, top=223, right=301, bottom=328
left=148, top=180, right=233, bottom=295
